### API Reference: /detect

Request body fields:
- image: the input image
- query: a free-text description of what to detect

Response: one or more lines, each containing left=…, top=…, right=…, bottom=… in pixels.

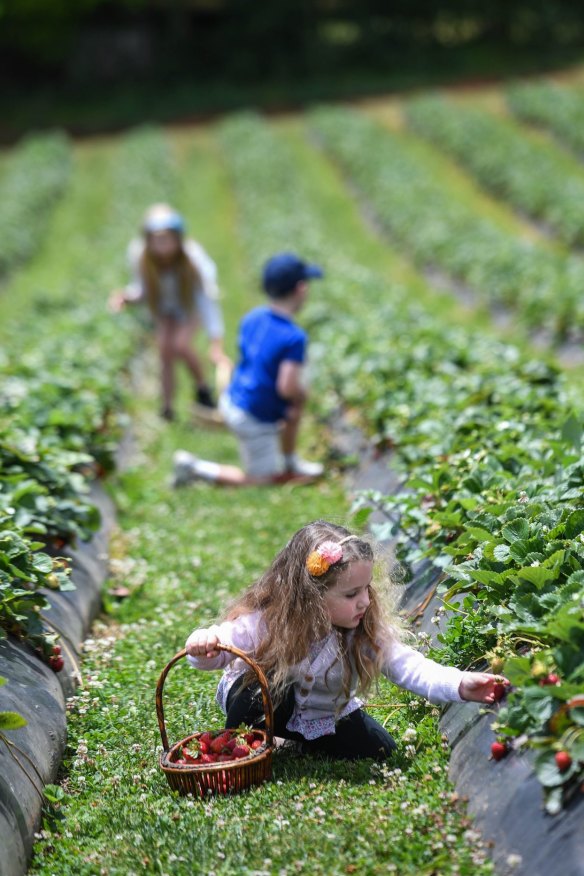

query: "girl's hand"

left=108, top=289, right=127, bottom=313
left=459, top=672, right=510, bottom=704
left=186, top=629, right=220, bottom=659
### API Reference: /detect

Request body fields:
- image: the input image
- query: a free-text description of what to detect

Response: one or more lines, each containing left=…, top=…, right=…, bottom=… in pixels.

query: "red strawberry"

left=244, top=733, right=256, bottom=745
left=218, top=754, right=233, bottom=762
left=232, top=744, right=250, bottom=759
left=492, top=682, right=507, bottom=702
left=491, top=741, right=508, bottom=761
left=201, top=753, right=218, bottom=764
left=49, top=655, right=65, bottom=672
left=199, top=741, right=210, bottom=754
left=181, top=751, right=199, bottom=764
left=251, top=739, right=263, bottom=750
left=199, top=731, right=213, bottom=746
left=210, top=732, right=232, bottom=754
left=225, top=737, right=238, bottom=752
left=52, top=644, right=62, bottom=656
left=555, top=751, right=572, bottom=772
left=540, top=673, right=561, bottom=686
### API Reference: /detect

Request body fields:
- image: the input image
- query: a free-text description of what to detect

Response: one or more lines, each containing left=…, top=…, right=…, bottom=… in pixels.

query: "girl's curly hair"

left=224, top=520, right=400, bottom=703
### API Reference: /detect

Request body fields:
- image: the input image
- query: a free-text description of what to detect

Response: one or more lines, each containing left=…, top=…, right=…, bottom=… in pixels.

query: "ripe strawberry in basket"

left=210, top=731, right=233, bottom=754
left=232, top=743, right=251, bottom=759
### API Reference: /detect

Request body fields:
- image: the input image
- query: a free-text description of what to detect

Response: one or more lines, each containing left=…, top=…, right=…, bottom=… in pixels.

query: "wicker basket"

left=156, top=644, right=274, bottom=797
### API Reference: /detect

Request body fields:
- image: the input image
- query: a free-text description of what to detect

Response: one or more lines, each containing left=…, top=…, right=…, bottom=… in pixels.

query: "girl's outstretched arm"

left=458, top=672, right=510, bottom=703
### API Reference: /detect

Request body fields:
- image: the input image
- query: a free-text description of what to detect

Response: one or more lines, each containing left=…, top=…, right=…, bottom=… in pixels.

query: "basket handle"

left=155, top=644, right=274, bottom=752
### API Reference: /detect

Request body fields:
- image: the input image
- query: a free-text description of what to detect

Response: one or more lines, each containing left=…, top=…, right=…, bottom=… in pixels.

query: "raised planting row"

left=310, top=290, right=584, bottom=814
left=0, top=125, right=176, bottom=674
left=0, top=132, right=71, bottom=278
left=406, top=94, right=584, bottom=247
left=507, top=80, right=584, bottom=157
left=309, top=105, right=584, bottom=337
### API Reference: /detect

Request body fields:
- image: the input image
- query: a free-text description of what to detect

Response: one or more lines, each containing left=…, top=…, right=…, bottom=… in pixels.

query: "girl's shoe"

left=196, top=386, right=216, bottom=408
left=160, top=406, right=175, bottom=421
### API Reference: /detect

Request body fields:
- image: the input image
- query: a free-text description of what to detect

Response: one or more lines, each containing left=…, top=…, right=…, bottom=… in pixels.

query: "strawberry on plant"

left=491, top=741, right=508, bottom=761
left=49, top=655, right=65, bottom=672
left=540, top=673, right=560, bottom=686
left=492, top=681, right=509, bottom=702
left=555, top=751, right=572, bottom=772
left=52, top=644, right=62, bottom=656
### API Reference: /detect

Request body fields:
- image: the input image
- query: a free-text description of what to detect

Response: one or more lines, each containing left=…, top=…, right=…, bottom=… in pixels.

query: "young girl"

left=110, top=203, right=229, bottom=421
left=186, top=520, right=508, bottom=760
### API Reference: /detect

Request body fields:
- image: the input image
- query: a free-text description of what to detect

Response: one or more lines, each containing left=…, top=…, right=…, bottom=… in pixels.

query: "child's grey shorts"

left=219, top=393, right=283, bottom=478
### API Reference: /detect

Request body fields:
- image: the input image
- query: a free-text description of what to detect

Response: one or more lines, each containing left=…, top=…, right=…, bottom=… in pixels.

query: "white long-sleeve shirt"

left=186, top=612, right=464, bottom=740
left=125, top=238, right=224, bottom=338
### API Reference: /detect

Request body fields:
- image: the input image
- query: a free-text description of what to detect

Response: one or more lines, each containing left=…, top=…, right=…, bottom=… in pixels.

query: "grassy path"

left=28, top=121, right=495, bottom=875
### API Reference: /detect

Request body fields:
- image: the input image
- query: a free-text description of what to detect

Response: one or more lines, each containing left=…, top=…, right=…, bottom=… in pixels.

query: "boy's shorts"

left=219, top=394, right=283, bottom=479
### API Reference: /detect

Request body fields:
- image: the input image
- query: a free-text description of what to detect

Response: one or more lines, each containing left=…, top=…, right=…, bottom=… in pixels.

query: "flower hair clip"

left=306, top=536, right=358, bottom=577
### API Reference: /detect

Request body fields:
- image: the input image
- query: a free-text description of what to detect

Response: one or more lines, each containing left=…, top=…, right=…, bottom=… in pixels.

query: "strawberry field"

left=1, top=69, right=584, bottom=876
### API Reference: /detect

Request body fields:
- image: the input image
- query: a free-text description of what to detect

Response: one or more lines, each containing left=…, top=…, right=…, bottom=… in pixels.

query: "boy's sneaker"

left=196, top=386, right=216, bottom=408
left=172, top=450, right=198, bottom=488
left=285, top=457, right=324, bottom=478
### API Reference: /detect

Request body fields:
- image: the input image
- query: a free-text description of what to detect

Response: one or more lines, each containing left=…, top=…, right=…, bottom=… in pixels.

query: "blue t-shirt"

left=228, top=306, right=307, bottom=423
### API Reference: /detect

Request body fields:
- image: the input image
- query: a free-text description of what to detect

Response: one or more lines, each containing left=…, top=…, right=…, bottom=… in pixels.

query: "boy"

left=173, top=252, right=324, bottom=486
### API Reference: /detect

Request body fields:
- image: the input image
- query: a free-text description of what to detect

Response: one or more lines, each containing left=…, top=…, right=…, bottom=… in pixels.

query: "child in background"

left=186, top=520, right=508, bottom=760
left=173, top=252, right=324, bottom=487
left=110, top=203, right=229, bottom=421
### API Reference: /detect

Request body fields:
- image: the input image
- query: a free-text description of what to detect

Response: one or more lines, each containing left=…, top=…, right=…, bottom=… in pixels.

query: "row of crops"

left=2, top=76, right=584, bottom=825
left=0, top=127, right=175, bottom=667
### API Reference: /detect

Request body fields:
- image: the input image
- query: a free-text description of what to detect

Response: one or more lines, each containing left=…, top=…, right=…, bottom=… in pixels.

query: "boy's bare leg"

left=280, top=402, right=303, bottom=456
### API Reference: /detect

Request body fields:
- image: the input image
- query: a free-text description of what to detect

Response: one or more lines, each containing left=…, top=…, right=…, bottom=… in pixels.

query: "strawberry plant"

left=507, top=80, right=584, bottom=157
left=406, top=95, right=584, bottom=247
left=310, top=105, right=584, bottom=336
left=0, top=131, right=71, bottom=277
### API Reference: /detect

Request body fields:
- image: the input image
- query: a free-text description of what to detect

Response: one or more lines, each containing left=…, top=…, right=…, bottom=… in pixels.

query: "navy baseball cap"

left=262, top=252, right=324, bottom=297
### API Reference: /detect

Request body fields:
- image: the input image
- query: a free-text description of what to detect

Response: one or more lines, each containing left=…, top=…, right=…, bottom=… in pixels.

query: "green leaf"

left=493, top=544, right=511, bottom=562
left=511, top=566, right=558, bottom=590
left=561, top=414, right=582, bottom=450
left=501, top=518, right=530, bottom=543
left=351, top=506, right=373, bottom=528
left=0, top=711, right=27, bottom=730
left=564, top=510, right=584, bottom=539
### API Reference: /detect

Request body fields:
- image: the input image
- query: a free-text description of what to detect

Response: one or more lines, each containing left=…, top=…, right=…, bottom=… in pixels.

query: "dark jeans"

left=226, top=682, right=396, bottom=761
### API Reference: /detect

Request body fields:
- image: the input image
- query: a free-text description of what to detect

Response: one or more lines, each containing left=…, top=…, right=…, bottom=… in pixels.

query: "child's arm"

left=276, top=360, right=307, bottom=404
left=383, top=640, right=509, bottom=704
left=185, top=613, right=262, bottom=671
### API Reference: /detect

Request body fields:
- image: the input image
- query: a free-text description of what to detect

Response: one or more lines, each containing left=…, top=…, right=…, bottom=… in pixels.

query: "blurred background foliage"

left=2, top=1, right=584, bottom=136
